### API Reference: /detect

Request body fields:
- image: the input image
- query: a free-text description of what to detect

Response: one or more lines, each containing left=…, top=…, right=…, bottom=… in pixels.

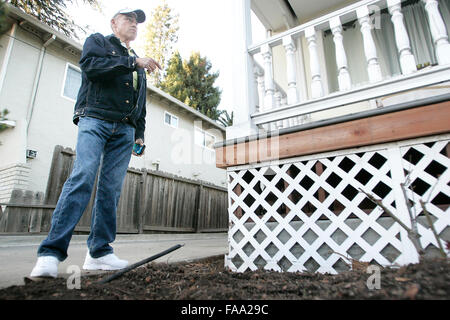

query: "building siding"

left=0, top=16, right=226, bottom=201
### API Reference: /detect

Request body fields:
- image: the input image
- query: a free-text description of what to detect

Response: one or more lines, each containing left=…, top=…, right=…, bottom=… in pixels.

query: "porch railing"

left=253, top=61, right=308, bottom=131
left=248, top=0, right=450, bottom=131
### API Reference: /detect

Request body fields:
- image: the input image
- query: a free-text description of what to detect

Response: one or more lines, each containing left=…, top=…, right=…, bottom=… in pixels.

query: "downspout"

left=26, top=34, right=56, bottom=133
left=0, top=23, right=18, bottom=94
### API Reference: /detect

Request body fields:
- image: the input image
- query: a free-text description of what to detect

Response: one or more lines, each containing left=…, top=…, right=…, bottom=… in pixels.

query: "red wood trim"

left=216, top=101, right=450, bottom=169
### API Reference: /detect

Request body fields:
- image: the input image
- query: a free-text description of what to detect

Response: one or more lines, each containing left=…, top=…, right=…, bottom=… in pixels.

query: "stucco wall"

left=25, top=44, right=81, bottom=193
left=0, top=23, right=226, bottom=197
left=129, top=96, right=227, bottom=187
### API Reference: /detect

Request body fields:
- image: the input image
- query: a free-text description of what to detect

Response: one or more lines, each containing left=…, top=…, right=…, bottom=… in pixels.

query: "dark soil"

left=0, top=255, right=449, bottom=300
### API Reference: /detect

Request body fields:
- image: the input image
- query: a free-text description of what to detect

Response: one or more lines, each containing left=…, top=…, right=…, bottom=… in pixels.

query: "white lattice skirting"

left=225, top=134, right=450, bottom=273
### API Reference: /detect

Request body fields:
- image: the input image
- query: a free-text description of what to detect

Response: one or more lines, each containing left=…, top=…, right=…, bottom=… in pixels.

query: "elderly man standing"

left=30, top=8, right=161, bottom=278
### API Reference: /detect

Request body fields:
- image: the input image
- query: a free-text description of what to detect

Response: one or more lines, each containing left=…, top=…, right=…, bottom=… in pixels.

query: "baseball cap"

left=113, top=8, right=146, bottom=23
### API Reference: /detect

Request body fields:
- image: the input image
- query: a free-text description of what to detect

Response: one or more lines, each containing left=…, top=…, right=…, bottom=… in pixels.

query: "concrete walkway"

left=0, top=233, right=228, bottom=289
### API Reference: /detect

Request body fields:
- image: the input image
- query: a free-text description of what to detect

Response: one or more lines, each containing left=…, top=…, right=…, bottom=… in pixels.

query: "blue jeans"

left=37, top=116, right=135, bottom=261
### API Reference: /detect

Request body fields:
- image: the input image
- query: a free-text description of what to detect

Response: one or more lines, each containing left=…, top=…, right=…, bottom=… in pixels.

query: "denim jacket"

left=73, top=33, right=146, bottom=141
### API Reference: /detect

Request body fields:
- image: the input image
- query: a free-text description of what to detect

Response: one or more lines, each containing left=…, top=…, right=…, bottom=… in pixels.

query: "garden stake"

left=97, top=244, right=184, bottom=284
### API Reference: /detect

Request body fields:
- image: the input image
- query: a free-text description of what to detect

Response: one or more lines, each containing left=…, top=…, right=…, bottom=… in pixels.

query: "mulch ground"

left=0, top=255, right=448, bottom=300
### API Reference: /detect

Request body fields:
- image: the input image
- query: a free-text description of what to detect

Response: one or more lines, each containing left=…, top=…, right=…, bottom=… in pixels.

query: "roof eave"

left=147, top=84, right=226, bottom=132
left=6, top=4, right=83, bottom=53
left=6, top=4, right=226, bottom=133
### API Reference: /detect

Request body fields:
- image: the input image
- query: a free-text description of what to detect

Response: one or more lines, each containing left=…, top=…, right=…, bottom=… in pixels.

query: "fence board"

left=44, top=146, right=75, bottom=205
left=142, top=171, right=227, bottom=233
left=0, top=190, right=47, bottom=233
left=116, top=170, right=140, bottom=233
left=197, top=186, right=228, bottom=232
left=75, top=170, right=98, bottom=232
left=1, top=146, right=228, bottom=234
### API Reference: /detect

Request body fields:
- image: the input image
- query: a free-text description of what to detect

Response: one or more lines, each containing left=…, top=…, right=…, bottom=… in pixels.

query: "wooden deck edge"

left=215, top=101, right=450, bottom=169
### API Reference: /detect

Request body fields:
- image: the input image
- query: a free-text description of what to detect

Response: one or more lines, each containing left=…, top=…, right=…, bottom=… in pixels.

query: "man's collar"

left=107, top=34, right=129, bottom=49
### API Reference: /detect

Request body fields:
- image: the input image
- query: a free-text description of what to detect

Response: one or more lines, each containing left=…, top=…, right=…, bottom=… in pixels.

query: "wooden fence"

left=0, top=145, right=228, bottom=234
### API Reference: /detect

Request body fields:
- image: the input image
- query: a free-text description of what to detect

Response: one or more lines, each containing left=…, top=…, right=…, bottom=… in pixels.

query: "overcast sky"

left=67, top=0, right=266, bottom=114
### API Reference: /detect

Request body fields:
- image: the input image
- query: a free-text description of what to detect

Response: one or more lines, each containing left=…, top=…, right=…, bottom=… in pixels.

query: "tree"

left=160, top=51, right=222, bottom=121
left=218, top=110, right=233, bottom=127
left=7, top=0, right=101, bottom=39
left=161, top=51, right=186, bottom=100
left=0, top=1, right=9, bottom=35
left=143, top=0, right=179, bottom=87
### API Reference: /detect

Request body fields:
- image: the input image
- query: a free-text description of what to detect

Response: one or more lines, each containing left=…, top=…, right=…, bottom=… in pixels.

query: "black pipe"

left=97, top=244, right=184, bottom=284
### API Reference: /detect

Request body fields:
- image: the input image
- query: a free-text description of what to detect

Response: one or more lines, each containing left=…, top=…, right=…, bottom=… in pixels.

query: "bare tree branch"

left=358, top=188, right=424, bottom=260
left=419, top=200, right=447, bottom=258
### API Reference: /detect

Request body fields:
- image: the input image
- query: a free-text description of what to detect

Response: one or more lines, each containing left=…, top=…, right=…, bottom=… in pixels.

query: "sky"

left=67, top=0, right=266, bottom=115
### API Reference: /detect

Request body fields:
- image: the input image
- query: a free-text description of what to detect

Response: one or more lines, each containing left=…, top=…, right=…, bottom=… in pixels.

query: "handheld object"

left=133, top=143, right=146, bottom=155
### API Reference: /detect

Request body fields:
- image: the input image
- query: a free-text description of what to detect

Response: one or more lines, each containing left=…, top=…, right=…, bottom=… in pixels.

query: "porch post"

left=357, top=6, right=383, bottom=83
left=305, top=26, right=324, bottom=99
left=422, top=0, right=450, bottom=65
left=330, top=17, right=352, bottom=91
left=227, top=0, right=257, bottom=140
left=388, top=0, right=417, bottom=75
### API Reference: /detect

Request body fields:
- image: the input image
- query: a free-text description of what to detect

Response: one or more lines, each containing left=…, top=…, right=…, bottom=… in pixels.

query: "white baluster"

left=423, top=0, right=450, bottom=65
left=281, top=95, right=287, bottom=107
left=261, top=44, right=275, bottom=110
left=282, top=35, right=299, bottom=105
left=253, top=67, right=259, bottom=113
left=301, top=114, right=310, bottom=124
left=330, top=17, right=352, bottom=91
left=388, top=0, right=417, bottom=74
left=274, top=90, right=281, bottom=108
left=254, top=66, right=265, bottom=113
left=305, top=27, right=324, bottom=99
left=274, top=90, right=283, bottom=129
left=357, top=6, right=383, bottom=83
left=289, top=117, right=295, bottom=127
left=281, top=96, right=290, bottom=128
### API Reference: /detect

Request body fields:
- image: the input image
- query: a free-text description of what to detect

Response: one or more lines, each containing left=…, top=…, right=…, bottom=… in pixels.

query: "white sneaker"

left=30, top=256, right=60, bottom=278
left=83, top=252, right=128, bottom=271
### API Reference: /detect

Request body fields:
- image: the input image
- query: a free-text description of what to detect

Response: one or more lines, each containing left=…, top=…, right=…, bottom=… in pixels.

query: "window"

left=62, top=64, right=82, bottom=101
left=195, top=128, right=216, bottom=150
left=195, top=128, right=205, bottom=147
left=164, top=111, right=178, bottom=128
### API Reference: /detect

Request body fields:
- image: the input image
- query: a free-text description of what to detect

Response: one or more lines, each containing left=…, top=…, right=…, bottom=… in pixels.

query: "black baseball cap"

left=113, top=8, right=146, bottom=23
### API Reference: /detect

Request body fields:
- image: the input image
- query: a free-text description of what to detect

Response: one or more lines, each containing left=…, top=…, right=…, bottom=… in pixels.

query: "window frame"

left=61, top=62, right=82, bottom=102
left=164, top=111, right=179, bottom=128
left=194, top=127, right=216, bottom=151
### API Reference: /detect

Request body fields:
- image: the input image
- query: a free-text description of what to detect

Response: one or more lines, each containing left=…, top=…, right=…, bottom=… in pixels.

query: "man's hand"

left=132, top=138, right=145, bottom=157
left=136, top=57, right=162, bottom=73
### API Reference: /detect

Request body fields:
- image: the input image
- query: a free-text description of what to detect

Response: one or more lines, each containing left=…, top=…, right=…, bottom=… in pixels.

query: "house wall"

left=0, top=25, right=45, bottom=201
left=0, top=24, right=81, bottom=195
left=129, top=96, right=227, bottom=188
left=0, top=21, right=227, bottom=200
left=25, top=43, right=81, bottom=193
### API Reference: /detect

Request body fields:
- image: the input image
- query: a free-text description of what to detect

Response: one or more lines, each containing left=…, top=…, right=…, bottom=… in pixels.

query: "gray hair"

left=111, top=12, right=138, bottom=32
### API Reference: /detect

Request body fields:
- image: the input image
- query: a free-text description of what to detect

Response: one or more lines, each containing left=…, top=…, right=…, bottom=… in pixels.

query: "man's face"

left=111, top=13, right=138, bottom=42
